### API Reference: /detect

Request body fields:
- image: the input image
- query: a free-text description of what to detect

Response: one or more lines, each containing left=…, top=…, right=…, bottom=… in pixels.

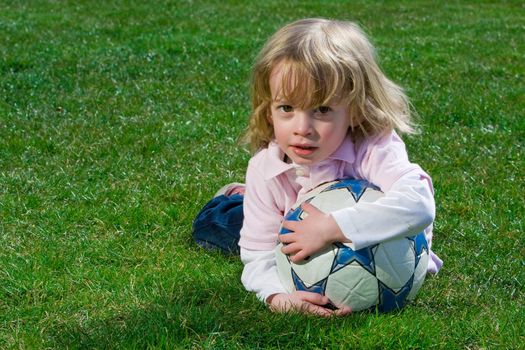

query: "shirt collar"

left=262, top=136, right=356, bottom=180
left=262, top=142, right=295, bottom=180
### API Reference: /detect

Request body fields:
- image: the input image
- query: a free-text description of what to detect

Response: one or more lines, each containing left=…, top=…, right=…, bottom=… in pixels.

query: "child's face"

left=268, top=63, right=352, bottom=166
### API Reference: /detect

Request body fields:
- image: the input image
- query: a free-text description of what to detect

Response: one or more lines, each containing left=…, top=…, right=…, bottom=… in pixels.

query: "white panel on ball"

left=307, top=188, right=358, bottom=214
left=274, top=243, right=295, bottom=293
left=359, top=187, right=385, bottom=203
left=325, top=262, right=379, bottom=312
left=288, top=246, right=336, bottom=286
left=407, top=250, right=429, bottom=300
left=373, top=238, right=416, bottom=291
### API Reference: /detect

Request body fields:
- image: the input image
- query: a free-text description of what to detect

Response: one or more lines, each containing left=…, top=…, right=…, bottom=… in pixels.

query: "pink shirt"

left=239, top=131, right=442, bottom=273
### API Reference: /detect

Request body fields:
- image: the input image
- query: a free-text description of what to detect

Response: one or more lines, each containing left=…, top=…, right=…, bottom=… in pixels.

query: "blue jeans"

left=192, top=194, right=244, bottom=254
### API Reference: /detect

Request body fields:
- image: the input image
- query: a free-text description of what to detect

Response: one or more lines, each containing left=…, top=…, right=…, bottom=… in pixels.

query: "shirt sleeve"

left=331, top=131, right=435, bottom=250
left=240, top=248, right=288, bottom=302
left=331, top=171, right=435, bottom=250
left=238, top=158, right=284, bottom=250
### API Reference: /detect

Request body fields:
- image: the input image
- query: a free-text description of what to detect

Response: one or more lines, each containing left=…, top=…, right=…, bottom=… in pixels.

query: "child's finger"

left=298, top=291, right=330, bottom=305
left=300, top=202, right=322, bottom=214
left=281, top=243, right=311, bottom=263
left=334, top=305, right=352, bottom=316
left=278, top=232, right=295, bottom=244
left=281, top=242, right=300, bottom=255
left=288, top=250, right=309, bottom=263
left=302, top=303, right=334, bottom=317
left=281, top=220, right=297, bottom=232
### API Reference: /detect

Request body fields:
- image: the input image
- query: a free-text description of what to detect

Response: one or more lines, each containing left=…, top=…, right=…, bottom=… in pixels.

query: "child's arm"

left=278, top=171, right=434, bottom=263
left=239, top=149, right=355, bottom=315
left=240, top=248, right=287, bottom=301
left=331, top=171, right=435, bottom=250
left=279, top=132, right=436, bottom=263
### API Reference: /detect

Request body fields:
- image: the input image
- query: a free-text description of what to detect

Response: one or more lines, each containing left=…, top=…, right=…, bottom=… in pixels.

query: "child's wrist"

left=327, top=214, right=350, bottom=243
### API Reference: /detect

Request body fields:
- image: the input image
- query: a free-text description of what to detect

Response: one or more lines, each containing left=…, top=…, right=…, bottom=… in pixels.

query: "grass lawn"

left=1, top=0, right=523, bottom=348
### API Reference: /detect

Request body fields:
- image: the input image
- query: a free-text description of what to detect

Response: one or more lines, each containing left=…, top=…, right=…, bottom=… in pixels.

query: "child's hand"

left=279, top=202, right=349, bottom=263
left=267, top=291, right=352, bottom=317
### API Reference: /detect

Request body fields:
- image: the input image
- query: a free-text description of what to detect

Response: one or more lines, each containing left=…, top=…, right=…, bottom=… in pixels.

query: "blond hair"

left=243, top=18, right=416, bottom=151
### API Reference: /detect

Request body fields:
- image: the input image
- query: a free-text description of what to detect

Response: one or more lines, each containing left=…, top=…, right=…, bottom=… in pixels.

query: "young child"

left=192, top=18, right=442, bottom=317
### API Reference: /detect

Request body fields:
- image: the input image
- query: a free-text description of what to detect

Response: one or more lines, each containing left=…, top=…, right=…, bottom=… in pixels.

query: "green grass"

left=1, top=0, right=523, bottom=348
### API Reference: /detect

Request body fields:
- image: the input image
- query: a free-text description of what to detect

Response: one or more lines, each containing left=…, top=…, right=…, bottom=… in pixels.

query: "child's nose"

left=293, top=113, right=313, bottom=136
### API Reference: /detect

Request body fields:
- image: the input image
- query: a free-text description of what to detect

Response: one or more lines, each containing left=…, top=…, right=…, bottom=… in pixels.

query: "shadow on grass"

left=46, top=270, right=379, bottom=349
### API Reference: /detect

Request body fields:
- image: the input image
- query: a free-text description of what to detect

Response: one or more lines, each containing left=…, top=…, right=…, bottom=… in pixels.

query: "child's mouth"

left=292, top=145, right=317, bottom=156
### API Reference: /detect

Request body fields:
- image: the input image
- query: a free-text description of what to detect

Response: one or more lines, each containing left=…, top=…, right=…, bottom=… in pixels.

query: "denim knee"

left=192, top=194, right=244, bottom=254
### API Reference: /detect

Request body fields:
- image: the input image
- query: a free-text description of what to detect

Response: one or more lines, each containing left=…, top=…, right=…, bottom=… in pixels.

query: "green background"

left=1, top=1, right=523, bottom=348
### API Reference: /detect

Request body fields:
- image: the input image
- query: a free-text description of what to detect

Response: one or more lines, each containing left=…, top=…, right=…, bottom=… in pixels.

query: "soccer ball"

left=275, top=178, right=429, bottom=312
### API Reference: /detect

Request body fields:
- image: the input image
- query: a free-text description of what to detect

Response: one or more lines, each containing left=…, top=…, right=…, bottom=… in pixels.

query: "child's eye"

left=316, top=106, right=332, bottom=114
left=278, top=105, right=293, bottom=113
